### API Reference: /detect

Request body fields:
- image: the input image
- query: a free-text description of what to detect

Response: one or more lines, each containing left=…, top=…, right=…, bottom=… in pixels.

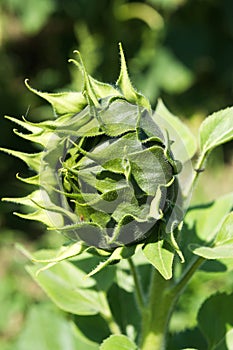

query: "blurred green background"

left=0, top=1, right=232, bottom=349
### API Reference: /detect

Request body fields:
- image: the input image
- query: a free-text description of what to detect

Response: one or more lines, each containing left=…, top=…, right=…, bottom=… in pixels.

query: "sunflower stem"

left=140, top=268, right=175, bottom=350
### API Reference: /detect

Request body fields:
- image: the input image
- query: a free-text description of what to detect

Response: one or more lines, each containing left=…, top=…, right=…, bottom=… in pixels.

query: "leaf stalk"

left=128, top=257, right=145, bottom=311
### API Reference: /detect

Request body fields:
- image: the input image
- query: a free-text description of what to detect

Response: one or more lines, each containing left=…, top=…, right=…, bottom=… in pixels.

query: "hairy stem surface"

left=140, top=269, right=175, bottom=350
left=139, top=256, right=205, bottom=349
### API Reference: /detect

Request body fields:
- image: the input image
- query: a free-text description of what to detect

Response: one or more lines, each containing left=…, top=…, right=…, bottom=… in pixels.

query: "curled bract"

left=1, top=44, right=185, bottom=276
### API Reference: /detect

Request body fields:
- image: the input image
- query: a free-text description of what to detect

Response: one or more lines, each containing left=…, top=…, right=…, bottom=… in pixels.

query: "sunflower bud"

left=1, top=44, right=183, bottom=254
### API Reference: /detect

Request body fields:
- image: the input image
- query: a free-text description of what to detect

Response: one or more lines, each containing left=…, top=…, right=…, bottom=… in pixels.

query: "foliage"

left=1, top=45, right=233, bottom=350
left=1, top=0, right=233, bottom=239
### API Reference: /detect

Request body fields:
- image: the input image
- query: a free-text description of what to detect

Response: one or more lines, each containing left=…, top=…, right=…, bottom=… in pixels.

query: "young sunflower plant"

left=1, top=45, right=233, bottom=350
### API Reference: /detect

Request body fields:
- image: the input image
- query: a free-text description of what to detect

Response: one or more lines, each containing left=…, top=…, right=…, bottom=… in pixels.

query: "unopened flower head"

left=1, top=45, right=190, bottom=253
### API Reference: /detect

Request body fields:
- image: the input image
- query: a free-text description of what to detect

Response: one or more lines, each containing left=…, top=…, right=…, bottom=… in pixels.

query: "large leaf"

left=191, top=244, right=233, bottom=260
left=199, top=106, right=233, bottom=155
left=100, top=335, right=137, bottom=350
left=214, top=212, right=233, bottom=246
left=15, top=305, right=99, bottom=350
left=190, top=212, right=233, bottom=259
left=26, top=261, right=103, bottom=316
left=185, top=192, right=233, bottom=243
left=154, top=99, right=197, bottom=163
left=197, top=293, right=233, bottom=349
left=74, top=314, right=110, bottom=345
left=107, top=282, right=141, bottom=339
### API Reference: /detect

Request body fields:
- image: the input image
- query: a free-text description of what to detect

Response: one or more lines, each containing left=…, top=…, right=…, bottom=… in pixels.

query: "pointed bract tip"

left=24, top=78, right=30, bottom=88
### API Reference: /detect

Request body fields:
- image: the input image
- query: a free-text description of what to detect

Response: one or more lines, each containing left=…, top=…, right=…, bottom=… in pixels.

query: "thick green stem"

left=140, top=257, right=205, bottom=350
left=140, top=269, right=176, bottom=350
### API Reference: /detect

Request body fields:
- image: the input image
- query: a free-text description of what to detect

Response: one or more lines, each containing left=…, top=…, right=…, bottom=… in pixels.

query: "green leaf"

left=74, top=314, right=110, bottom=346
left=197, top=293, right=233, bottom=349
left=214, top=212, right=233, bottom=246
left=155, top=99, right=197, bottom=162
left=185, top=192, right=233, bottom=243
left=199, top=106, right=233, bottom=155
left=143, top=234, right=174, bottom=280
left=190, top=212, right=233, bottom=259
left=100, top=335, right=137, bottom=350
left=15, top=304, right=99, bottom=350
left=107, top=281, right=141, bottom=338
left=191, top=244, right=233, bottom=260
left=26, top=261, right=103, bottom=315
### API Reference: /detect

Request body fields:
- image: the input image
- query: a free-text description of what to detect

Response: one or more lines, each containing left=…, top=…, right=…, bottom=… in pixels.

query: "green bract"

left=1, top=44, right=182, bottom=253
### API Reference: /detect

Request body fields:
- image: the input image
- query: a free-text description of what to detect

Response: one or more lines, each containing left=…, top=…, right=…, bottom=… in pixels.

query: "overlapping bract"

left=1, top=45, right=182, bottom=251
